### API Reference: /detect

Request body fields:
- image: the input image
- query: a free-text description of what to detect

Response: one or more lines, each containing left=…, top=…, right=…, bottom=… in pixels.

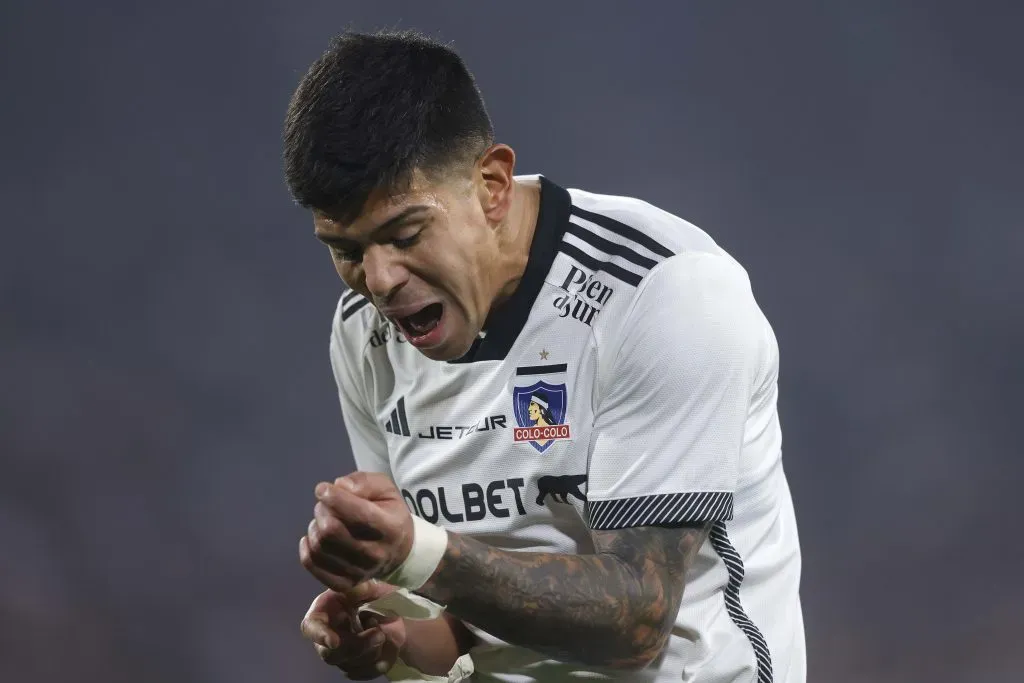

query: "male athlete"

left=285, top=30, right=805, bottom=682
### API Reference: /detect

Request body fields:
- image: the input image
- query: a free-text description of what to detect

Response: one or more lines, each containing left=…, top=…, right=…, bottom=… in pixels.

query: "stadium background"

left=2, top=1, right=1022, bottom=681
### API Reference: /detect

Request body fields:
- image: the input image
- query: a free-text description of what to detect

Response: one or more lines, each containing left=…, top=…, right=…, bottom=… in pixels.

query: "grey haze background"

left=2, top=1, right=1022, bottom=681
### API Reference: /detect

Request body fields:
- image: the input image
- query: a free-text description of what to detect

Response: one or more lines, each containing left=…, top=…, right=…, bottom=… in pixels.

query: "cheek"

left=335, top=262, right=361, bottom=290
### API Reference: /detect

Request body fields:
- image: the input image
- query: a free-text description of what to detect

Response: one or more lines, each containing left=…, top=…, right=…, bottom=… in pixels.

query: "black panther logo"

left=536, top=474, right=587, bottom=505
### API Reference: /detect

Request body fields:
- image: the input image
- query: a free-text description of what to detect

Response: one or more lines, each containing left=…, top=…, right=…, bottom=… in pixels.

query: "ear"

left=476, top=144, right=516, bottom=225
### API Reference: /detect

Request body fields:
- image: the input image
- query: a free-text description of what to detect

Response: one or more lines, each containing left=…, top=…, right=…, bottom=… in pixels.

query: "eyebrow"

left=315, top=205, right=430, bottom=245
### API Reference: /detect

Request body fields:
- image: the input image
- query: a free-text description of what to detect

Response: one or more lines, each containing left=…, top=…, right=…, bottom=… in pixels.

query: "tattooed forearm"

left=415, top=523, right=710, bottom=669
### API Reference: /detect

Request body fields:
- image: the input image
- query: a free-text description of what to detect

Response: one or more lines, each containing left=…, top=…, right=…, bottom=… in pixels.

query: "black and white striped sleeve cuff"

left=586, top=491, right=734, bottom=530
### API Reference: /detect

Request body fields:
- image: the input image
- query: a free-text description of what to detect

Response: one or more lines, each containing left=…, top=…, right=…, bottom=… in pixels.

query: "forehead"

left=314, top=170, right=469, bottom=237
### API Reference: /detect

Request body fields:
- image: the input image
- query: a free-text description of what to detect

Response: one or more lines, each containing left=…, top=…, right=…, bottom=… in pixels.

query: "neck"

left=489, top=178, right=542, bottom=314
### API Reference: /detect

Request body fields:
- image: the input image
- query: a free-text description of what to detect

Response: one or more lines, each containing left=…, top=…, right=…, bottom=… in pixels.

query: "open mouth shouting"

left=389, top=302, right=445, bottom=348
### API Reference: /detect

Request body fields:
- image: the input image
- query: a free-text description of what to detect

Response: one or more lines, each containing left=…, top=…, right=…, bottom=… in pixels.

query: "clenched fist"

left=300, top=472, right=415, bottom=592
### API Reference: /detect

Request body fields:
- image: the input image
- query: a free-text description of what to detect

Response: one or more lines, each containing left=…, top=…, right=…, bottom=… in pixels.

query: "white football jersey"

left=329, top=176, right=805, bottom=683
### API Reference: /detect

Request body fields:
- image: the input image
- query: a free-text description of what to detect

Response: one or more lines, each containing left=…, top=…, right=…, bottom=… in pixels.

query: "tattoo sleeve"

left=415, top=522, right=711, bottom=669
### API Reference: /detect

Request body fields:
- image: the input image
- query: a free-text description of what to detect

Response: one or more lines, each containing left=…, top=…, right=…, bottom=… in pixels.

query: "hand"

left=300, top=472, right=415, bottom=592
left=300, top=582, right=407, bottom=680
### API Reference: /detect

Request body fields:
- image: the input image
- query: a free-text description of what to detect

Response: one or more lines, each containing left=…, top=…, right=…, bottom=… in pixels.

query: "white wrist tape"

left=382, top=516, right=447, bottom=590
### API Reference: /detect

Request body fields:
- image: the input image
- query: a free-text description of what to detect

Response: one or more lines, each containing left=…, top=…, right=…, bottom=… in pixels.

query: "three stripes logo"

left=384, top=397, right=411, bottom=437
left=556, top=205, right=675, bottom=291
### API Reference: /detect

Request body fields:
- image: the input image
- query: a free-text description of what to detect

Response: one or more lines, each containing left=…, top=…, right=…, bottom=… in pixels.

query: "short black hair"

left=283, top=30, right=494, bottom=221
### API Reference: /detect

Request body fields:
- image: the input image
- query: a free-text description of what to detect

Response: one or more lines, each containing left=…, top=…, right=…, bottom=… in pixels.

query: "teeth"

left=401, top=304, right=441, bottom=337
left=401, top=315, right=437, bottom=336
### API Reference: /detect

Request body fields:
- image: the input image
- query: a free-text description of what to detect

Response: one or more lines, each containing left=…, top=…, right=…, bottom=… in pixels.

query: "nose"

left=361, top=244, right=409, bottom=302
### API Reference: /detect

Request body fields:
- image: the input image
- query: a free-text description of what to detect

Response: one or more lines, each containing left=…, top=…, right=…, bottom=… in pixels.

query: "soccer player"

left=285, top=30, right=805, bottom=683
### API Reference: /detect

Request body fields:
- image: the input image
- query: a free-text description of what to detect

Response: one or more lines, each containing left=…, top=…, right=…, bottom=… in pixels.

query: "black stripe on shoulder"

left=559, top=242, right=642, bottom=287
left=570, top=205, right=674, bottom=259
left=566, top=221, right=659, bottom=270
left=341, top=289, right=362, bottom=306
left=340, top=297, right=371, bottom=321
left=586, top=491, right=734, bottom=530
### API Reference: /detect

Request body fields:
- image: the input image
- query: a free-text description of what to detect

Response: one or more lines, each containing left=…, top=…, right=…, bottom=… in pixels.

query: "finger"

left=335, top=471, right=399, bottom=501
left=315, top=642, right=352, bottom=664
left=361, top=611, right=401, bottom=630
left=302, top=589, right=360, bottom=648
left=314, top=482, right=393, bottom=535
left=302, top=612, right=342, bottom=649
left=314, top=503, right=379, bottom=569
left=347, top=579, right=397, bottom=605
left=300, top=536, right=356, bottom=593
left=368, top=611, right=406, bottom=651
left=339, top=639, right=398, bottom=680
left=305, top=520, right=372, bottom=579
left=308, top=514, right=366, bottom=570
left=376, top=637, right=401, bottom=674
left=340, top=627, right=387, bottom=665
left=336, top=629, right=389, bottom=679
left=315, top=627, right=383, bottom=668
left=305, top=589, right=355, bottom=626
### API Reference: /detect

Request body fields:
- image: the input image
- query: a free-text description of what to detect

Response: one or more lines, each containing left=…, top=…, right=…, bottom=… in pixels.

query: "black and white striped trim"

left=572, top=206, right=675, bottom=258
left=340, top=290, right=371, bottom=321
left=586, top=491, right=733, bottom=530
left=709, top=522, right=774, bottom=683
left=558, top=206, right=675, bottom=287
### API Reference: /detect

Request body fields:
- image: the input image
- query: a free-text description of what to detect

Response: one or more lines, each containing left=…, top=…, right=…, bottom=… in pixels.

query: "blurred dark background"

left=2, top=1, right=1022, bottom=681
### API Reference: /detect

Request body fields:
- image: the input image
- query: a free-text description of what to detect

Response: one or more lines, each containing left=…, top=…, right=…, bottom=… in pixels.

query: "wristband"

left=382, top=515, right=448, bottom=590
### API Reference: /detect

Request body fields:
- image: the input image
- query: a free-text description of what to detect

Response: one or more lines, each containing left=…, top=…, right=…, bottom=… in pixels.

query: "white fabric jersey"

left=329, top=176, right=805, bottom=683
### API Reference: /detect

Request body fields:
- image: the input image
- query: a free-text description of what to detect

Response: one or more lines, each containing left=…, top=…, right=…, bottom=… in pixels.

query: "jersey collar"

left=449, top=176, right=571, bottom=364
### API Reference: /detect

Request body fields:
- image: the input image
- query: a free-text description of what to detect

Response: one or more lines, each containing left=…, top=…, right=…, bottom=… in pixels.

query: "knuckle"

left=344, top=471, right=367, bottom=485
left=299, top=547, right=313, bottom=569
left=318, top=516, right=341, bottom=538
left=364, top=545, right=386, bottom=568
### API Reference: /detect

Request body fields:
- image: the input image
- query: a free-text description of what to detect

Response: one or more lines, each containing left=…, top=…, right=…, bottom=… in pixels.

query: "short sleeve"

left=330, top=300, right=391, bottom=474
left=585, top=252, right=769, bottom=530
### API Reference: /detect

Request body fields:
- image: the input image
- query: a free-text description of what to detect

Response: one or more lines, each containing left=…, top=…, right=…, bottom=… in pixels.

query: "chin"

left=417, top=336, right=474, bottom=362
left=418, top=347, right=456, bottom=361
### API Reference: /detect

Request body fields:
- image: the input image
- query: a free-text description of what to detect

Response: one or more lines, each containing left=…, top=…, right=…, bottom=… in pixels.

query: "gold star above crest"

left=539, top=349, right=550, bottom=360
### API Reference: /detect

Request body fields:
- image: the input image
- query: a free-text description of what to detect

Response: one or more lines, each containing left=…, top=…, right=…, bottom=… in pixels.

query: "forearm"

left=416, top=532, right=678, bottom=669
left=399, top=613, right=476, bottom=676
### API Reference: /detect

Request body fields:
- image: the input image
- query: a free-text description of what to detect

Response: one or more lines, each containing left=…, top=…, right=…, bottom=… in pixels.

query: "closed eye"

left=331, top=245, right=363, bottom=263
left=391, top=231, right=421, bottom=249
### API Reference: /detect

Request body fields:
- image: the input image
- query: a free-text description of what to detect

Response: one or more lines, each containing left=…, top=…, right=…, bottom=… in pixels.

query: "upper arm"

left=330, top=298, right=390, bottom=474
left=590, top=523, right=712, bottom=667
left=591, top=523, right=711, bottom=585
left=586, top=252, right=770, bottom=531
left=582, top=253, right=767, bottom=659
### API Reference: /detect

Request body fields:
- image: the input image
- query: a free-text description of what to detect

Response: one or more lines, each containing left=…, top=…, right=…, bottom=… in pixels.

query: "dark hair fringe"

left=283, top=30, right=494, bottom=222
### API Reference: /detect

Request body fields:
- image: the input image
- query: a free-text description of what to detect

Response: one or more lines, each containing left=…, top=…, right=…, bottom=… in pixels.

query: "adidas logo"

left=384, top=396, right=411, bottom=437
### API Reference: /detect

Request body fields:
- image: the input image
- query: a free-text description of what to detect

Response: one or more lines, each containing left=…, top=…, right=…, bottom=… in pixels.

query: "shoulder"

left=330, top=288, right=387, bottom=367
left=560, top=187, right=754, bottom=327
left=566, top=187, right=727, bottom=262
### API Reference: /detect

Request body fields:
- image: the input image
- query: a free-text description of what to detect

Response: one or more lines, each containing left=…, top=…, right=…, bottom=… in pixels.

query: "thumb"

left=363, top=610, right=406, bottom=650
left=335, top=471, right=397, bottom=500
left=305, top=589, right=349, bottom=622
left=347, top=579, right=398, bottom=605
